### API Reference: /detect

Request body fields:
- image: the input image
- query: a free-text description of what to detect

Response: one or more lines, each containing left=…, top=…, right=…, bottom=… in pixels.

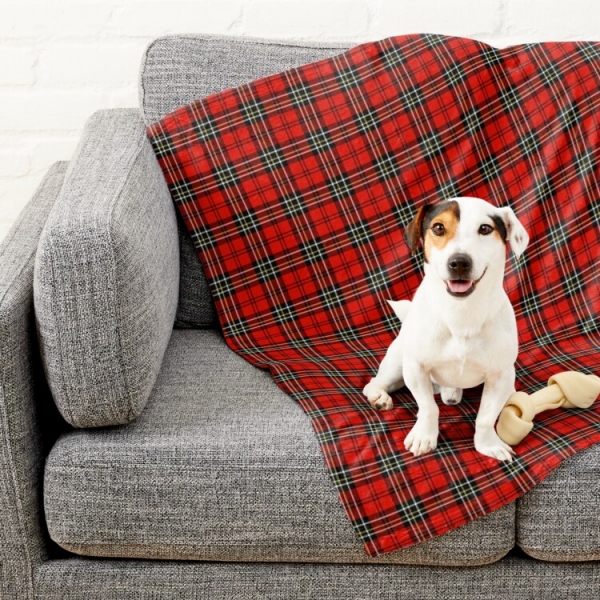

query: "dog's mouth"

left=445, top=268, right=487, bottom=298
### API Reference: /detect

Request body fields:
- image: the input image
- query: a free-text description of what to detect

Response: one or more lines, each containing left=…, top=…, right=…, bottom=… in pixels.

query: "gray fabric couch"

left=1, top=34, right=599, bottom=599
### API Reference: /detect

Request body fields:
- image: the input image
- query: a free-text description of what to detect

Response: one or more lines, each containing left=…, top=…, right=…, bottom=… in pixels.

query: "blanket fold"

left=148, top=34, right=600, bottom=556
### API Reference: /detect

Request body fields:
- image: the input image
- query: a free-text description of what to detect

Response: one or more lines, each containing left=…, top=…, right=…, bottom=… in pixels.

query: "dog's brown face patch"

left=423, top=201, right=460, bottom=262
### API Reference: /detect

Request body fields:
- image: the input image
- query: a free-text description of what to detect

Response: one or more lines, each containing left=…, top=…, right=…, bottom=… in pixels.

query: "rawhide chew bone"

left=496, top=371, right=600, bottom=446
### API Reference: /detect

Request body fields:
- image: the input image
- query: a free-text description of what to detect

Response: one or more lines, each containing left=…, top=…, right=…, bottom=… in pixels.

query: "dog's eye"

left=431, top=223, right=446, bottom=236
left=479, top=224, right=494, bottom=236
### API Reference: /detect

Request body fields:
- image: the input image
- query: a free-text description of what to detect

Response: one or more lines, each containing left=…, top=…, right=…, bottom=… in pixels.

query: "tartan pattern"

left=148, top=34, right=600, bottom=557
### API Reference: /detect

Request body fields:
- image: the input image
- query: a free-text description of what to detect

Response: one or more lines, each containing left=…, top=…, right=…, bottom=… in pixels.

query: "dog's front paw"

left=404, top=420, right=438, bottom=456
left=363, top=380, right=393, bottom=411
left=475, top=429, right=516, bottom=462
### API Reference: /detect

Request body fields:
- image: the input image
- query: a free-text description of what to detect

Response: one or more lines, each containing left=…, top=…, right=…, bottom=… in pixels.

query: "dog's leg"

left=475, top=370, right=517, bottom=462
left=403, top=361, right=439, bottom=456
left=363, top=337, right=404, bottom=411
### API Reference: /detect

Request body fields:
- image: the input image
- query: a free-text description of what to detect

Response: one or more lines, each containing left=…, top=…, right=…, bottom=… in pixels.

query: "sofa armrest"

left=34, top=109, right=179, bottom=428
left=0, top=163, right=68, bottom=598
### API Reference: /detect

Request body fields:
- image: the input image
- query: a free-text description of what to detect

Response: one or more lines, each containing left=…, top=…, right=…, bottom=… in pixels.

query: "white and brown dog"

left=363, top=197, right=529, bottom=462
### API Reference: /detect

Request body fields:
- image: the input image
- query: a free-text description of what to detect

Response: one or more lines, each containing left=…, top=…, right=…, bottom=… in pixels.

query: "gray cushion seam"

left=44, top=233, right=74, bottom=424
left=106, top=127, right=149, bottom=423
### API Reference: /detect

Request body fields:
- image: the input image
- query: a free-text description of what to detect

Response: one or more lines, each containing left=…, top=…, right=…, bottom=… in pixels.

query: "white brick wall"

left=2, top=0, right=600, bottom=240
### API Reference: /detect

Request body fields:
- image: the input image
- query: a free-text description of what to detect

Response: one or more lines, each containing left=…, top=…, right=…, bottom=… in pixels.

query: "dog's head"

left=404, top=197, right=528, bottom=298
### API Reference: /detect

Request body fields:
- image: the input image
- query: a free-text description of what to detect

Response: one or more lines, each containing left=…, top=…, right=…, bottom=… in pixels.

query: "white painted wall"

left=2, top=0, right=599, bottom=240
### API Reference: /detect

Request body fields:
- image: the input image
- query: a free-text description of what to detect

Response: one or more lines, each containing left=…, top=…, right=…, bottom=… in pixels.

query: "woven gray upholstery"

left=44, top=329, right=514, bottom=567
left=140, top=35, right=349, bottom=328
left=140, top=34, right=349, bottom=125
left=35, top=556, right=600, bottom=600
left=34, top=109, right=179, bottom=428
left=0, top=163, right=67, bottom=599
left=517, top=445, right=600, bottom=562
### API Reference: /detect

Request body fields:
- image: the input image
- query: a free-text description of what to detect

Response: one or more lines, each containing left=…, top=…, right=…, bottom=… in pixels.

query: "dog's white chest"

left=427, top=334, right=487, bottom=389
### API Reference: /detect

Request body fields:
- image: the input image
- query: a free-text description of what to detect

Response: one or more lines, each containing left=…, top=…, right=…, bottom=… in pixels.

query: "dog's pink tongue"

left=448, top=280, right=473, bottom=294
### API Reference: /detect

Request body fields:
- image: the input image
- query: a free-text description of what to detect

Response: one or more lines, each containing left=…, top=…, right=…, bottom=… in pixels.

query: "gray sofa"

left=1, top=35, right=599, bottom=599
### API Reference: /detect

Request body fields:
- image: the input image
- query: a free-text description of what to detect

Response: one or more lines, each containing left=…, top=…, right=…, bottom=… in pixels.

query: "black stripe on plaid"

left=286, top=79, right=316, bottom=107
left=399, top=84, right=427, bottom=111
left=318, top=283, right=346, bottom=309
left=418, top=130, right=446, bottom=161
left=337, top=325, right=365, bottom=343
left=397, top=496, right=428, bottom=528
left=560, top=268, right=586, bottom=298
left=366, top=265, right=391, bottom=294
left=222, top=316, right=251, bottom=337
left=335, top=63, right=363, bottom=91
left=353, top=516, right=377, bottom=543
left=437, top=177, right=462, bottom=200
left=259, top=144, right=288, bottom=172
left=379, top=44, right=406, bottom=71
left=422, top=33, right=447, bottom=50
left=577, top=43, right=600, bottom=64
left=449, top=475, right=481, bottom=503
left=372, top=150, right=401, bottom=183
left=558, top=101, right=582, bottom=131
left=192, top=113, right=220, bottom=142
left=573, top=147, right=596, bottom=180
left=253, top=255, right=280, bottom=282
left=517, top=130, right=543, bottom=159
left=238, top=96, right=268, bottom=125
left=538, top=60, right=564, bottom=88
left=326, top=172, right=355, bottom=201
left=281, top=190, right=308, bottom=218
left=460, top=105, right=486, bottom=136
left=548, top=220, right=571, bottom=250
left=591, top=198, right=600, bottom=226
left=299, top=237, right=327, bottom=265
left=480, top=47, right=503, bottom=69
left=150, top=130, right=177, bottom=159
left=477, top=154, right=503, bottom=184
left=498, top=84, right=521, bottom=114
left=190, top=224, right=217, bottom=251
left=346, top=220, right=375, bottom=248
left=169, top=177, right=195, bottom=203
left=520, top=289, right=544, bottom=319
left=534, top=174, right=557, bottom=203
left=212, top=161, right=242, bottom=191
left=353, top=106, right=382, bottom=134
left=211, top=273, right=235, bottom=299
left=307, top=126, right=335, bottom=155
left=233, top=207, right=262, bottom=236
left=442, top=60, right=468, bottom=89
left=578, top=314, right=598, bottom=335
left=271, top=300, right=298, bottom=324
left=329, top=463, right=355, bottom=492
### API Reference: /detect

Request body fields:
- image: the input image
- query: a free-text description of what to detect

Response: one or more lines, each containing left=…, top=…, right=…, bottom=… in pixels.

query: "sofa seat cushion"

left=517, top=445, right=600, bottom=562
left=44, top=329, right=514, bottom=566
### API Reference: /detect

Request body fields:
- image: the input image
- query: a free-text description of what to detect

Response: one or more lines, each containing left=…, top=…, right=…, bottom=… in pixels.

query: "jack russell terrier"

left=363, top=197, right=529, bottom=462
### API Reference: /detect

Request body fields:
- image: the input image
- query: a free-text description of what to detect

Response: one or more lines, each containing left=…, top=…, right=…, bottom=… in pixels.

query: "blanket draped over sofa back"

left=147, top=34, right=600, bottom=556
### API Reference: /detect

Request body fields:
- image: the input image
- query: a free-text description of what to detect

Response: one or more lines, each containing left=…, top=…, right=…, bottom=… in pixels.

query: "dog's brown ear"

left=404, top=204, right=432, bottom=255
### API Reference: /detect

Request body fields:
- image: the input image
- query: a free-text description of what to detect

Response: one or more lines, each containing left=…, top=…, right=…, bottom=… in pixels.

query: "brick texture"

left=1, top=0, right=600, bottom=239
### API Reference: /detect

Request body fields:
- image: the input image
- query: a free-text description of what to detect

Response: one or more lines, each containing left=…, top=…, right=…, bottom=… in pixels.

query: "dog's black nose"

left=447, top=253, right=472, bottom=277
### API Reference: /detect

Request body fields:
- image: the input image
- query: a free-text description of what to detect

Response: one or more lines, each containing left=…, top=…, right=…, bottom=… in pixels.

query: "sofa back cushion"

left=139, top=35, right=349, bottom=328
left=34, top=110, right=179, bottom=428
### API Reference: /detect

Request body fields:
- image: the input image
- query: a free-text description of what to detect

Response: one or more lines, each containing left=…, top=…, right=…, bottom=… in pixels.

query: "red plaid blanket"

left=148, top=34, right=600, bottom=556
